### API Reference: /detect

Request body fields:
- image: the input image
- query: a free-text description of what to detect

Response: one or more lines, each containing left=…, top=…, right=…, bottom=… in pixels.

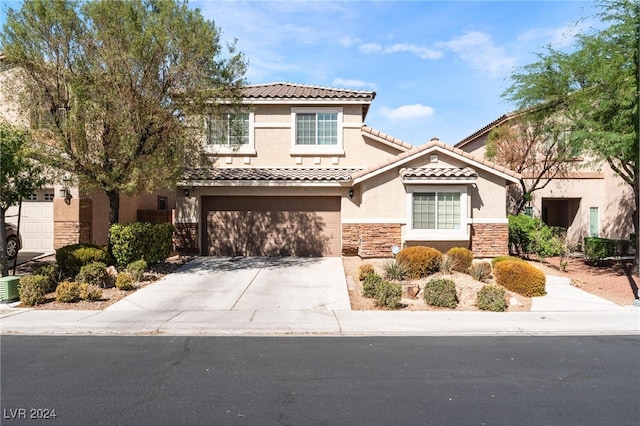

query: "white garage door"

left=6, top=189, right=55, bottom=253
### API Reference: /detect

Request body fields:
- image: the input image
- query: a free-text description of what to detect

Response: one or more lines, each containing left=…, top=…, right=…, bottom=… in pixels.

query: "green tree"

left=0, top=122, right=48, bottom=276
left=486, top=110, right=581, bottom=214
left=1, top=0, right=247, bottom=228
left=503, top=0, right=639, bottom=271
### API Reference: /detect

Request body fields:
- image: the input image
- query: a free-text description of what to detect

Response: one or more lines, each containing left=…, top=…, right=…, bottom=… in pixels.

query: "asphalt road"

left=1, top=336, right=638, bottom=425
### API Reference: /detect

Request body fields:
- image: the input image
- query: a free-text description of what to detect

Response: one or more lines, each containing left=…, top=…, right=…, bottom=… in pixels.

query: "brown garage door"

left=202, top=196, right=341, bottom=257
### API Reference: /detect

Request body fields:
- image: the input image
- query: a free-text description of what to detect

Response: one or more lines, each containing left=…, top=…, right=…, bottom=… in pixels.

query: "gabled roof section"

left=352, top=139, right=521, bottom=184
left=243, top=83, right=376, bottom=101
left=361, top=126, right=413, bottom=152
left=455, top=112, right=521, bottom=150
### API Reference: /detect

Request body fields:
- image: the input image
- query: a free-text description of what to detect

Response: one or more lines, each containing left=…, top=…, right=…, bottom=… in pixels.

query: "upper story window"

left=204, top=112, right=254, bottom=155
left=290, top=107, right=343, bottom=155
left=207, top=112, right=250, bottom=146
left=296, top=112, right=338, bottom=146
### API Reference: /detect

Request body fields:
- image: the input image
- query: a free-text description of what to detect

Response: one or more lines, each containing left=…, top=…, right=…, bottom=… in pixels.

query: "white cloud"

left=332, top=78, right=376, bottom=89
left=379, top=104, right=435, bottom=121
left=440, top=31, right=516, bottom=76
left=339, top=36, right=361, bottom=48
left=518, top=21, right=589, bottom=49
left=358, top=42, right=442, bottom=60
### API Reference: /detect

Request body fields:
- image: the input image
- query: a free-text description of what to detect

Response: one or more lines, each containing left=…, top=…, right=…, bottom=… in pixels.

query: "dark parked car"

left=4, top=223, right=22, bottom=260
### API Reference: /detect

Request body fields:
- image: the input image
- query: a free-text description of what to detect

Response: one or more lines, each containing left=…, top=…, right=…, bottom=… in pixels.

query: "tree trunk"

left=0, top=208, right=8, bottom=277
left=106, top=189, right=120, bottom=254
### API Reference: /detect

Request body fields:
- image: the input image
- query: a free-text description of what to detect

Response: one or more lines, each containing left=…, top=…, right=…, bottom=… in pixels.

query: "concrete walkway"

left=1, top=269, right=638, bottom=336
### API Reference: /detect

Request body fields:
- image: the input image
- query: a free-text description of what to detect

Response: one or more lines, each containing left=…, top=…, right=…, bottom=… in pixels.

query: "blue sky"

left=1, top=0, right=598, bottom=145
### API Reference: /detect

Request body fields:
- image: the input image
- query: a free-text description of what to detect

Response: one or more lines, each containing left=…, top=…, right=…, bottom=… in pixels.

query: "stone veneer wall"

left=342, top=223, right=402, bottom=258
left=54, top=222, right=91, bottom=248
left=174, top=223, right=199, bottom=255
left=470, top=223, right=509, bottom=257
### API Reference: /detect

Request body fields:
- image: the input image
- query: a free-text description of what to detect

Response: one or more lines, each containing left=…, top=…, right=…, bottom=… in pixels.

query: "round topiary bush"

left=115, top=272, right=135, bottom=291
left=18, top=275, right=50, bottom=306
left=357, top=263, right=376, bottom=281
left=76, top=262, right=110, bottom=288
left=446, top=247, right=473, bottom=273
left=476, top=285, right=507, bottom=312
left=396, top=246, right=443, bottom=279
left=491, top=255, right=525, bottom=268
left=494, top=260, right=546, bottom=297
left=374, top=281, right=402, bottom=309
left=423, top=278, right=458, bottom=309
left=362, top=273, right=383, bottom=298
left=79, top=283, right=103, bottom=301
left=55, top=281, right=81, bottom=303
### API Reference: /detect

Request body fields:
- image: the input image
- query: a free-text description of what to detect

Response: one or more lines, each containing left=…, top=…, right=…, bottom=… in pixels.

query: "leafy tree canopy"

left=1, top=0, right=247, bottom=225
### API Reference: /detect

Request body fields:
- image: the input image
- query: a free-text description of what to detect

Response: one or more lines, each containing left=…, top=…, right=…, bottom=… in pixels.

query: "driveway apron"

left=106, top=257, right=351, bottom=312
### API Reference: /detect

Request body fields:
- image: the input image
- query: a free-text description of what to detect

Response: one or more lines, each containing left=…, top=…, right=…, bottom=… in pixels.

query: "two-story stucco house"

left=174, top=83, right=521, bottom=258
left=455, top=113, right=635, bottom=249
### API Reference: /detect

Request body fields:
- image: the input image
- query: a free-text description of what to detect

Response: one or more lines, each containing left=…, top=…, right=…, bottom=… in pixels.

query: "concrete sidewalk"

left=1, top=274, right=638, bottom=337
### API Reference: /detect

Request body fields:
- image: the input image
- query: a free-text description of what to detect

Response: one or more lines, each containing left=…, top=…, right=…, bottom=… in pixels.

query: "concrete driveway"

left=106, top=257, right=351, bottom=312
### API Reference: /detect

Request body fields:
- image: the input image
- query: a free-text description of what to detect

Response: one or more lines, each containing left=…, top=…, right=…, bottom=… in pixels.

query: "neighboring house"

left=174, top=83, right=521, bottom=258
left=0, top=55, right=175, bottom=251
left=455, top=113, right=635, bottom=249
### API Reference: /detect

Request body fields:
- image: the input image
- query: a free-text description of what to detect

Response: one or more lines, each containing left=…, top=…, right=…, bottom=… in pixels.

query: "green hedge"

left=110, top=222, right=174, bottom=266
left=583, top=237, right=631, bottom=264
left=508, top=214, right=565, bottom=259
left=55, top=243, right=112, bottom=277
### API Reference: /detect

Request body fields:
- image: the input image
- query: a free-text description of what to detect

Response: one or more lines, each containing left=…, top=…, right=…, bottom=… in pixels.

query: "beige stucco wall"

left=527, top=162, right=634, bottom=245
left=204, top=103, right=404, bottom=168
left=0, top=65, right=29, bottom=126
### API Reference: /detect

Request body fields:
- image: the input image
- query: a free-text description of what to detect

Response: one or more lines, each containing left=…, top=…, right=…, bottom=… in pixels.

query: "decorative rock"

left=510, top=296, right=523, bottom=307
left=404, top=285, right=420, bottom=299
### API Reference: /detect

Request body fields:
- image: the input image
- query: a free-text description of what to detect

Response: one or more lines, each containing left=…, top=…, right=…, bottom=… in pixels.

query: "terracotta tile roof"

left=243, top=83, right=376, bottom=101
left=400, top=167, right=478, bottom=180
left=361, top=126, right=413, bottom=151
left=183, top=167, right=360, bottom=182
left=455, top=112, right=520, bottom=149
left=352, top=139, right=521, bottom=182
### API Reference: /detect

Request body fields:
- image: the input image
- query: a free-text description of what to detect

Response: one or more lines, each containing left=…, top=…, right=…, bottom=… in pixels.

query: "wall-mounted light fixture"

left=60, top=174, right=72, bottom=204
left=184, top=188, right=190, bottom=197
left=349, top=189, right=354, bottom=199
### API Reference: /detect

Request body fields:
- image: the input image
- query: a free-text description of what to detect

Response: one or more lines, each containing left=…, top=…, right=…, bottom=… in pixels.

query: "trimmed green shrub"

left=396, top=246, right=443, bottom=279
left=18, top=275, right=50, bottom=306
left=110, top=222, right=174, bottom=266
left=446, top=247, right=473, bottom=273
left=424, top=278, right=458, bottom=309
left=358, top=263, right=376, bottom=281
left=494, top=260, right=546, bottom=297
left=126, top=259, right=148, bottom=282
left=55, top=281, right=81, bottom=303
left=362, top=273, right=383, bottom=298
left=76, top=262, right=110, bottom=288
left=491, top=255, right=525, bottom=268
left=115, top=272, right=135, bottom=291
left=584, top=237, right=617, bottom=264
left=34, top=264, right=59, bottom=292
left=79, top=283, right=103, bottom=301
left=476, top=285, right=507, bottom=312
left=508, top=214, right=566, bottom=259
left=56, top=243, right=112, bottom=276
left=374, top=281, right=402, bottom=309
left=470, top=261, right=492, bottom=282
left=383, top=259, right=407, bottom=281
